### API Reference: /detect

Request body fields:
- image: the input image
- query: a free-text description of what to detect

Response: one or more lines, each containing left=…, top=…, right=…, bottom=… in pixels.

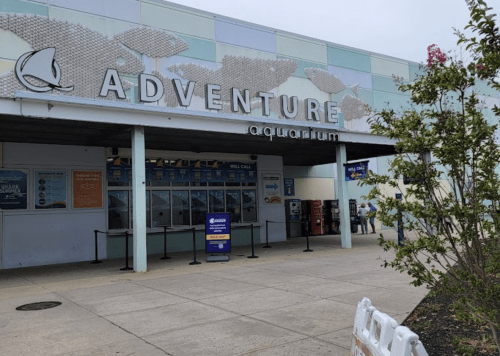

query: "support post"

left=336, top=144, right=352, bottom=248
left=248, top=224, right=258, bottom=258
left=160, top=226, right=171, bottom=260
left=303, top=223, right=313, bottom=252
left=132, top=126, right=147, bottom=272
left=263, top=220, right=271, bottom=248
left=120, top=231, right=132, bottom=271
left=91, top=230, right=103, bottom=264
left=189, top=228, right=201, bottom=265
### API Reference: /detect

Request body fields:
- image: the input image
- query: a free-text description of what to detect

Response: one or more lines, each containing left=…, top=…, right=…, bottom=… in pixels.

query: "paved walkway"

left=0, top=230, right=427, bottom=356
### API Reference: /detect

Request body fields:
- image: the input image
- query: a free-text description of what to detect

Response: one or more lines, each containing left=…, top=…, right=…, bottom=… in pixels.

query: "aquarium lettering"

left=99, top=70, right=339, bottom=124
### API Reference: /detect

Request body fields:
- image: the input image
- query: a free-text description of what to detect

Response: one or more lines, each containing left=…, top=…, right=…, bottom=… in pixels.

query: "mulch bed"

left=402, top=290, right=499, bottom=356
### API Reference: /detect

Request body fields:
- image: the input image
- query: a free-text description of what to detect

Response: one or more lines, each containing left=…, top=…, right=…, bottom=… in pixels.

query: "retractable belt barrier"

left=120, top=231, right=132, bottom=271
left=92, top=230, right=106, bottom=264
left=232, top=224, right=258, bottom=258
left=158, top=225, right=171, bottom=260
left=266, top=220, right=312, bottom=252
left=352, top=297, right=428, bottom=356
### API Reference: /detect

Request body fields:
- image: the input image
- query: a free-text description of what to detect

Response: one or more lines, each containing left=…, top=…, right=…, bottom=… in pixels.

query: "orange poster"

left=72, top=170, right=103, bottom=209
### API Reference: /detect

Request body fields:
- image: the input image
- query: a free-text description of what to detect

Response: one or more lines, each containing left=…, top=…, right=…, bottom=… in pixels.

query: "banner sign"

left=284, top=178, right=295, bottom=196
left=0, top=169, right=27, bottom=210
left=73, top=170, right=103, bottom=209
left=205, top=212, right=231, bottom=254
left=345, top=161, right=368, bottom=181
left=262, top=174, right=282, bottom=204
left=35, top=170, right=67, bottom=209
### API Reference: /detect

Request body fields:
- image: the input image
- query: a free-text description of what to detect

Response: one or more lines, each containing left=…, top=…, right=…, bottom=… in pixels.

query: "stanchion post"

left=189, top=227, right=201, bottom=265
left=120, top=231, right=133, bottom=271
left=263, top=220, right=271, bottom=248
left=248, top=224, right=259, bottom=258
left=91, top=230, right=103, bottom=264
left=303, top=222, right=313, bottom=252
left=160, top=226, right=171, bottom=260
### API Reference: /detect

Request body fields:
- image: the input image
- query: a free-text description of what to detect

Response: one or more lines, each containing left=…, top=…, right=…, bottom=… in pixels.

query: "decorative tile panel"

left=276, top=33, right=327, bottom=64
left=371, top=55, right=409, bottom=80
left=141, top=1, right=215, bottom=40
left=215, top=17, right=276, bottom=53
left=327, top=46, right=371, bottom=73
left=49, top=0, right=140, bottom=23
left=0, top=0, right=47, bottom=16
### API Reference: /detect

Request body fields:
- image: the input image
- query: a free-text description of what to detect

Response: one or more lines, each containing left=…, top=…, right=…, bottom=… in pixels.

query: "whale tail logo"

left=15, top=48, right=73, bottom=92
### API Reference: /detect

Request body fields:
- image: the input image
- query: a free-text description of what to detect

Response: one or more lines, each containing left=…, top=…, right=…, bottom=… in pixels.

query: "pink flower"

left=475, top=64, right=487, bottom=71
left=427, top=44, right=447, bottom=67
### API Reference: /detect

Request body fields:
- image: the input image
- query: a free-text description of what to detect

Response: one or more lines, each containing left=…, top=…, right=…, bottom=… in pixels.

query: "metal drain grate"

left=16, top=301, right=62, bottom=311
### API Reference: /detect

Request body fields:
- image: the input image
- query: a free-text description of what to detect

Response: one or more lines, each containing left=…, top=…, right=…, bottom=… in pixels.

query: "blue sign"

left=345, top=161, right=369, bottom=181
left=284, top=178, right=295, bottom=196
left=141, top=161, right=258, bottom=184
left=35, top=170, right=67, bottom=209
left=107, top=160, right=131, bottom=183
left=205, top=212, right=231, bottom=254
left=0, top=170, right=27, bottom=210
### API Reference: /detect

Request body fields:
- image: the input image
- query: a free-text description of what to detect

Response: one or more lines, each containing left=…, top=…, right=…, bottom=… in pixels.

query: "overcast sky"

left=167, top=0, right=475, bottom=64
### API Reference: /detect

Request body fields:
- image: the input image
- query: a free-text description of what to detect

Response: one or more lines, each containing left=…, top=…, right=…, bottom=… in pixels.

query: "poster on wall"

left=35, top=170, right=67, bottom=209
left=106, top=158, right=131, bottom=184
left=0, top=169, right=27, bottom=210
left=345, top=161, right=369, bottom=181
left=262, top=174, right=282, bottom=204
left=284, top=178, right=295, bottom=196
left=73, top=170, right=103, bottom=209
left=205, top=212, right=231, bottom=254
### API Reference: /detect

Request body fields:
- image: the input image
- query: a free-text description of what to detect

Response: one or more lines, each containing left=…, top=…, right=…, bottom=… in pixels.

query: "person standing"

left=368, top=202, right=377, bottom=233
left=358, top=203, right=369, bottom=234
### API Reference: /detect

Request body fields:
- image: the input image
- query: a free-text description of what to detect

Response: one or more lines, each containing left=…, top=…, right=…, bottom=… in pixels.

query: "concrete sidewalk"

left=0, top=230, right=428, bottom=356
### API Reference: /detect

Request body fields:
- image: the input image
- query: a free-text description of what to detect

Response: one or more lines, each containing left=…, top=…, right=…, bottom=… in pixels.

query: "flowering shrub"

left=427, top=44, right=447, bottom=67
left=475, top=63, right=487, bottom=71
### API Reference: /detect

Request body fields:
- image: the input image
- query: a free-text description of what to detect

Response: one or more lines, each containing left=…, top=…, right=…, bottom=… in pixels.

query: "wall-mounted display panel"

left=0, top=169, right=27, bottom=210
left=73, top=170, right=103, bottom=209
left=34, top=170, right=67, bottom=209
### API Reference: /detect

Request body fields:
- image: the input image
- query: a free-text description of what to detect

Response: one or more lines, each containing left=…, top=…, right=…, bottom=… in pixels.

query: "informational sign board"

left=35, top=170, right=67, bottom=209
left=345, top=161, right=369, bottom=181
left=142, top=161, right=257, bottom=184
left=205, top=212, right=231, bottom=254
left=351, top=333, right=375, bottom=356
left=73, top=170, right=103, bottom=209
left=262, top=174, right=282, bottom=204
left=0, top=169, right=27, bottom=210
left=284, top=178, right=295, bottom=196
left=403, top=175, right=423, bottom=185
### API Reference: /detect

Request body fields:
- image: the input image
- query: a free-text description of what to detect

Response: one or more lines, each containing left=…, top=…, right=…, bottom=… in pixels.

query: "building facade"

left=2, top=0, right=496, bottom=271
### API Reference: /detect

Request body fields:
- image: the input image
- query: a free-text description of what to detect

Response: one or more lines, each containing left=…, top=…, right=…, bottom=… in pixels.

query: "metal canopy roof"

left=0, top=114, right=396, bottom=166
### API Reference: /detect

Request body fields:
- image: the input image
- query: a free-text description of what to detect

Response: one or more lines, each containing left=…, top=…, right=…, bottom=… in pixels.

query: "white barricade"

left=351, top=297, right=428, bottom=356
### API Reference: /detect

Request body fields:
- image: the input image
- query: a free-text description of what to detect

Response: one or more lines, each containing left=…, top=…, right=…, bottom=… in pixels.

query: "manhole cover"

left=16, top=301, right=62, bottom=311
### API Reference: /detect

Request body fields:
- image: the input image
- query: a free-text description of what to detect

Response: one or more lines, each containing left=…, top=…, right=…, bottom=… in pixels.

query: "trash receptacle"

left=351, top=216, right=359, bottom=233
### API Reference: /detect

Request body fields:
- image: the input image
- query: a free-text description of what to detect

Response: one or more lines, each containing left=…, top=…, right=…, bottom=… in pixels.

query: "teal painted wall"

left=1, top=0, right=47, bottom=16
left=327, top=46, right=371, bottom=73
left=178, top=35, right=217, bottom=62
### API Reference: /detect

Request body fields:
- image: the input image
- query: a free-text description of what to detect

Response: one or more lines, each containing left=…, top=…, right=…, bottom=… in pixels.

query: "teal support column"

left=132, top=126, right=147, bottom=272
left=336, top=144, right=352, bottom=248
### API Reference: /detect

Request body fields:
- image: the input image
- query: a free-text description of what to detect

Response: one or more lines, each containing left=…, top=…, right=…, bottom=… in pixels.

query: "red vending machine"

left=310, top=200, right=324, bottom=235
